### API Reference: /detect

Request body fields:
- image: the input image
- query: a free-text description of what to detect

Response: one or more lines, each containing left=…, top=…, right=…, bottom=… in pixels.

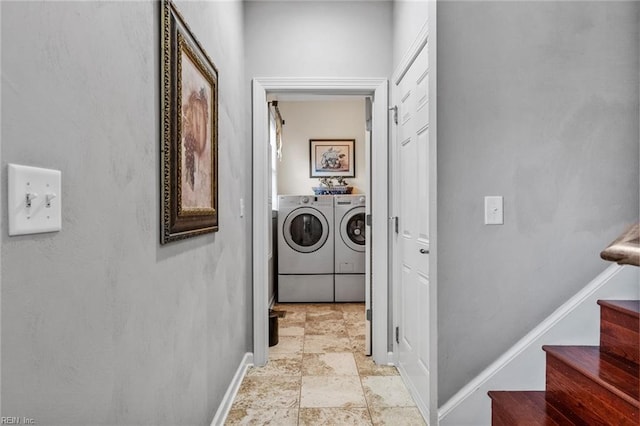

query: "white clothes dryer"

left=334, top=194, right=366, bottom=302
left=277, top=195, right=334, bottom=302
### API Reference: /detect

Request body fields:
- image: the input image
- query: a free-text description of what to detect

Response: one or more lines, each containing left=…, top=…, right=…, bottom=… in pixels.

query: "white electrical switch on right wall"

left=8, top=163, right=62, bottom=235
left=484, top=196, right=503, bottom=225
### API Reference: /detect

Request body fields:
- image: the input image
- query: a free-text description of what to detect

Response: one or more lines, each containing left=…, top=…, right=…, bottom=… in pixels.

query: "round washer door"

left=283, top=207, right=330, bottom=253
left=340, top=207, right=366, bottom=252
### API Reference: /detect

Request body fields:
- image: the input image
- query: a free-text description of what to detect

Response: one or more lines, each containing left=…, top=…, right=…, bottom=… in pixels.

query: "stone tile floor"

left=225, top=303, right=426, bottom=425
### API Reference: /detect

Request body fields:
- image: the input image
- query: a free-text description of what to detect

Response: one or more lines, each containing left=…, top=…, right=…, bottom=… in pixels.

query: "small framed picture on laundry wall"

left=160, top=0, right=219, bottom=243
left=309, top=139, right=355, bottom=178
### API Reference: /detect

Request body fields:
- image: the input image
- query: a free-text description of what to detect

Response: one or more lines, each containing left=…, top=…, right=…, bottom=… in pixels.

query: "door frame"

left=252, top=77, right=389, bottom=367
left=390, top=15, right=437, bottom=425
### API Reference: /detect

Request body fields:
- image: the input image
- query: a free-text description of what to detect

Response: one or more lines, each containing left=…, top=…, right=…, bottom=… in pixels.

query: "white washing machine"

left=278, top=195, right=334, bottom=302
left=334, top=194, right=366, bottom=302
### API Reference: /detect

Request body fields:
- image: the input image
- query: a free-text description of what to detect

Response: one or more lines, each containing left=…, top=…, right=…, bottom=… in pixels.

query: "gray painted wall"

left=1, top=1, right=251, bottom=424
left=437, top=1, right=639, bottom=404
left=244, top=0, right=393, bottom=78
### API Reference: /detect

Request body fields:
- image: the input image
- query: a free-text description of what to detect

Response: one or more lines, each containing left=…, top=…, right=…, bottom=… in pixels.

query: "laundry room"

left=267, top=95, right=370, bottom=308
left=265, top=95, right=372, bottom=360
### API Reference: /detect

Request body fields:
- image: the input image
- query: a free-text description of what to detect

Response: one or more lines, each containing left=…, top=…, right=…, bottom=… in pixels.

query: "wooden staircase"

left=488, top=299, right=640, bottom=425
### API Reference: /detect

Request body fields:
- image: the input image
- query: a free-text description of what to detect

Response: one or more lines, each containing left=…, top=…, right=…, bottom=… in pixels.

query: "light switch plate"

left=8, top=164, right=62, bottom=235
left=484, top=196, right=503, bottom=225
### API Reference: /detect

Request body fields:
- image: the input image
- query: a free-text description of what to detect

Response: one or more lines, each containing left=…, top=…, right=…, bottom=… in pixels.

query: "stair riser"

left=600, top=306, right=639, bottom=364
left=546, top=355, right=639, bottom=425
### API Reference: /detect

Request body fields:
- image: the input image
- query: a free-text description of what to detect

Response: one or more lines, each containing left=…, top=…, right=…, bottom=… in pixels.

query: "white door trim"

left=252, top=77, right=389, bottom=367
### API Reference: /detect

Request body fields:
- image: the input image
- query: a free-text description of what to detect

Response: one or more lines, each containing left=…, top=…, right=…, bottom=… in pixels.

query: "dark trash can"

left=269, top=310, right=279, bottom=347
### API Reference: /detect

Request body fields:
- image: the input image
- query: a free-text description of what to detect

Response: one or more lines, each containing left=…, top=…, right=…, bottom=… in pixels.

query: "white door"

left=364, top=97, right=373, bottom=356
left=268, top=109, right=276, bottom=305
left=394, top=42, right=431, bottom=415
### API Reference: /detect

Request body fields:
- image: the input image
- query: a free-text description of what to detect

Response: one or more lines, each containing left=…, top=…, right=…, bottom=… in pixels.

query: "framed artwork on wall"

left=160, top=0, right=219, bottom=244
left=309, top=139, right=355, bottom=178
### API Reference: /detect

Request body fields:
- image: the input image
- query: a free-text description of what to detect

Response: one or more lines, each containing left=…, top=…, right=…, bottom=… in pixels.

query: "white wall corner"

left=210, top=352, right=254, bottom=426
left=438, top=264, right=639, bottom=426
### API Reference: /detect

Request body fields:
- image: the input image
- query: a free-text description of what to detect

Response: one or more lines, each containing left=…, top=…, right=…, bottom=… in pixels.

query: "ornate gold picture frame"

left=161, top=0, right=219, bottom=244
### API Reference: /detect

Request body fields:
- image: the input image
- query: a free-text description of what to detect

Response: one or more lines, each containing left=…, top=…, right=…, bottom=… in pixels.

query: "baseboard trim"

left=210, top=352, right=253, bottom=426
left=438, top=264, right=637, bottom=424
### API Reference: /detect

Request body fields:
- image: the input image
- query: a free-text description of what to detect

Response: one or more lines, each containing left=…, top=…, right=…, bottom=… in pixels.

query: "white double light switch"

left=484, top=196, right=504, bottom=225
left=8, top=164, right=62, bottom=236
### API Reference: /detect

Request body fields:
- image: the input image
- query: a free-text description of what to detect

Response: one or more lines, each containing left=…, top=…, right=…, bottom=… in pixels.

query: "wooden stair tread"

left=543, top=345, right=640, bottom=404
left=488, top=391, right=587, bottom=425
left=597, top=300, right=640, bottom=318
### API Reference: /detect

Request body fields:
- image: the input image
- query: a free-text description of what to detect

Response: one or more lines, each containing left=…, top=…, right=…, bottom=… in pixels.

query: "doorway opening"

left=252, top=78, right=389, bottom=368
left=270, top=96, right=370, bottom=358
